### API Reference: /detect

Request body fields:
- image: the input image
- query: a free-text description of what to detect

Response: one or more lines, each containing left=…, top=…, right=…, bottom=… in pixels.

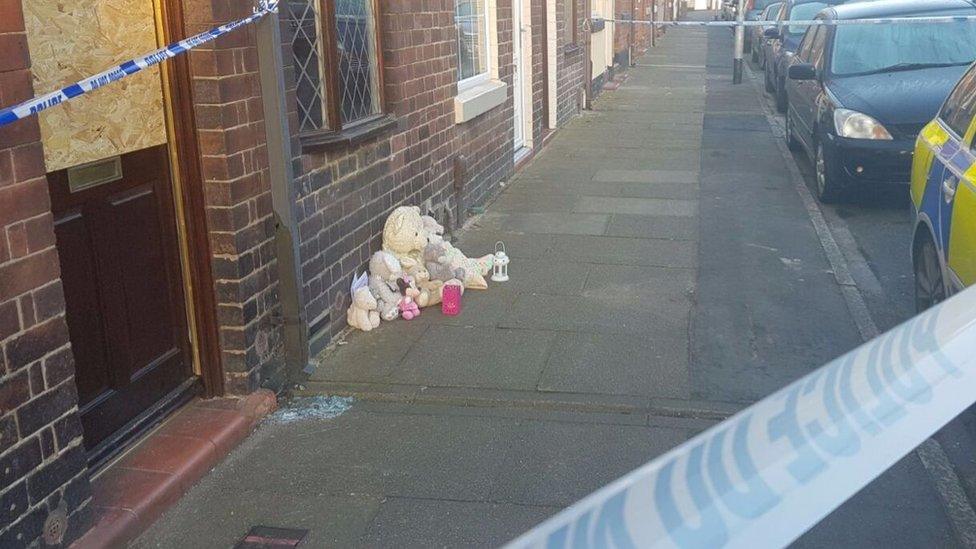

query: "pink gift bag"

left=442, top=283, right=462, bottom=316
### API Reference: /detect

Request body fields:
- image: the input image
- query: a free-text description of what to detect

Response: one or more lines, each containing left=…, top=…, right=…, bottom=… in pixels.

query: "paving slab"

left=453, top=230, right=554, bottom=260
left=312, top=320, right=429, bottom=383
left=132, top=492, right=382, bottom=549
left=490, top=419, right=687, bottom=506
left=575, top=196, right=697, bottom=217
left=490, top=191, right=577, bottom=213
left=606, top=214, right=699, bottom=240
left=538, top=332, right=691, bottom=398
left=593, top=169, right=699, bottom=184
left=546, top=234, right=698, bottom=268
left=500, top=292, right=691, bottom=336
left=389, top=326, right=555, bottom=390
left=362, top=498, right=558, bottom=549
left=476, top=212, right=610, bottom=236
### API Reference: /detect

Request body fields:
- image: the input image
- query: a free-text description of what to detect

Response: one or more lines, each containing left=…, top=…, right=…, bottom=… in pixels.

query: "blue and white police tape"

left=0, top=0, right=279, bottom=128
left=599, top=15, right=976, bottom=27
left=505, top=286, right=976, bottom=549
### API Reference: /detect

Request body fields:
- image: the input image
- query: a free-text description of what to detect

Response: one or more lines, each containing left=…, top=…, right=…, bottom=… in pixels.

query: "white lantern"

left=491, top=241, right=510, bottom=282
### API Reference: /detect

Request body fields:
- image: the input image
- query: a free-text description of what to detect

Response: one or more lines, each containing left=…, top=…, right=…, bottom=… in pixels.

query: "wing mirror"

left=789, top=63, right=817, bottom=81
left=763, top=27, right=780, bottom=39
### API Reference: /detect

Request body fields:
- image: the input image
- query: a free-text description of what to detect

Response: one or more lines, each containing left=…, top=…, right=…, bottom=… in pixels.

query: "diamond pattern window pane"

left=335, top=0, right=381, bottom=125
left=456, top=0, right=488, bottom=82
left=288, top=0, right=327, bottom=132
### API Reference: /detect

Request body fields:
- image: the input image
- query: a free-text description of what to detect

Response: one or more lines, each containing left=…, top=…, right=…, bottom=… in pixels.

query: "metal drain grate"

left=234, top=526, right=309, bottom=548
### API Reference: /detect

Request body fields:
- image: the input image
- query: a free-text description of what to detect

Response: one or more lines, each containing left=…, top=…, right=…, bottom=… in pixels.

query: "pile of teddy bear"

left=346, top=206, right=495, bottom=332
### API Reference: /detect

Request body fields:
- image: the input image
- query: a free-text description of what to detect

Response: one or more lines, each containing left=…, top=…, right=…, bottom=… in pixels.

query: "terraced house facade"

left=0, top=0, right=619, bottom=545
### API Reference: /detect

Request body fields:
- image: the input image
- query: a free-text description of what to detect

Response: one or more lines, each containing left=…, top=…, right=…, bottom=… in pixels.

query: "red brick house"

left=0, top=0, right=595, bottom=545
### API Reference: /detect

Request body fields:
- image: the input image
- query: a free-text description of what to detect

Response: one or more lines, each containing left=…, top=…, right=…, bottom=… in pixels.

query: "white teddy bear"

left=346, top=273, right=380, bottom=332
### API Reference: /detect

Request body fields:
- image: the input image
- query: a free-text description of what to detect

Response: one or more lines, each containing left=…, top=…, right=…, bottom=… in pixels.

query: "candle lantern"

left=491, top=241, right=510, bottom=282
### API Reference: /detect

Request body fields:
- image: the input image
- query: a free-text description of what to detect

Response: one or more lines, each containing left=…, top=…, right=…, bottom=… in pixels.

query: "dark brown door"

left=49, top=145, right=193, bottom=452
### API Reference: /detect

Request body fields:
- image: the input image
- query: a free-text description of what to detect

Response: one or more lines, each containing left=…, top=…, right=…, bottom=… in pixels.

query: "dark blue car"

left=783, top=0, right=976, bottom=202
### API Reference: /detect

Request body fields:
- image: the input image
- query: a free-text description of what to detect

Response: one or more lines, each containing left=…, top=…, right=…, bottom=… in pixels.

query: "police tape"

left=505, top=286, right=976, bottom=549
left=599, top=15, right=976, bottom=27
left=0, top=1, right=279, bottom=128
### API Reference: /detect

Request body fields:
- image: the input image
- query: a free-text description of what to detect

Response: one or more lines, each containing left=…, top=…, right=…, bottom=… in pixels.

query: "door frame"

left=513, top=0, right=534, bottom=152
left=157, top=0, right=224, bottom=397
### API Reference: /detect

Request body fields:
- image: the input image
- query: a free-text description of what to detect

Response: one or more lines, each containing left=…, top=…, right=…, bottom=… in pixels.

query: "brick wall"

left=556, top=0, right=586, bottom=126
left=614, top=0, right=655, bottom=66
left=183, top=0, right=284, bottom=393
left=458, top=0, right=516, bottom=209
left=0, top=1, right=93, bottom=546
left=530, top=0, right=549, bottom=145
left=282, top=0, right=551, bottom=352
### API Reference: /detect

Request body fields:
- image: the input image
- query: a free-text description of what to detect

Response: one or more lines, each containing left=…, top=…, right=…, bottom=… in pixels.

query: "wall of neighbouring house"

left=183, top=0, right=285, bottom=394
left=0, top=2, right=93, bottom=546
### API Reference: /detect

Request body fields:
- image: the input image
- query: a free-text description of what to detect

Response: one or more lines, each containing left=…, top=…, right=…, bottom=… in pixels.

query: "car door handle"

left=944, top=177, right=959, bottom=203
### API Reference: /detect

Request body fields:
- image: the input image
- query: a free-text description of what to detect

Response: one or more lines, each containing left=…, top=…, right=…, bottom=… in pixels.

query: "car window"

left=941, top=64, right=976, bottom=139
left=810, top=24, right=827, bottom=69
left=831, top=19, right=976, bottom=78
left=787, top=3, right=827, bottom=36
left=763, top=3, right=782, bottom=20
left=796, top=26, right=817, bottom=61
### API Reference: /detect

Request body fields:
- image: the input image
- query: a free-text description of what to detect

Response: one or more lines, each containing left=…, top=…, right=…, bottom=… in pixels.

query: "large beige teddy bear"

left=382, top=206, right=427, bottom=275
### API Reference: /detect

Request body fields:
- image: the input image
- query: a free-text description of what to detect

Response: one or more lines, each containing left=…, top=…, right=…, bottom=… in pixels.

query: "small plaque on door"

left=67, top=156, right=123, bottom=193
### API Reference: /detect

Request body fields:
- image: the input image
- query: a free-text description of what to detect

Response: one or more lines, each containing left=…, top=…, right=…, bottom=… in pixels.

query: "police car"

left=911, top=63, right=976, bottom=311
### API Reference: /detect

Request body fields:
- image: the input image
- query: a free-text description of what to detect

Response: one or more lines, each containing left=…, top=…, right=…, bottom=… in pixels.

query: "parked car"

left=722, top=0, right=738, bottom=20
left=912, top=63, right=976, bottom=310
left=763, top=0, right=848, bottom=112
left=744, top=0, right=781, bottom=49
left=751, top=2, right=783, bottom=67
left=783, top=0, right=976, bottom=202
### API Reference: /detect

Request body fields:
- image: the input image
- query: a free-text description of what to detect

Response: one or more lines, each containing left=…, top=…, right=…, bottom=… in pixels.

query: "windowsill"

left=455, top=79, right=508, bottom=124
left=299, top=114, right=398, bottom=151
left=564, top=43, right=582, bottom=56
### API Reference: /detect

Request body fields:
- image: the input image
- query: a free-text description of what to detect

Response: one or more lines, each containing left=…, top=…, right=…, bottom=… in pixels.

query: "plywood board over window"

left=24, top=0, right=168, bottom=172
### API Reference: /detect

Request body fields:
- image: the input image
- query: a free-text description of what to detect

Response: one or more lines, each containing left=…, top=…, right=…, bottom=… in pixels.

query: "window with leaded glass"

left=455, top=0, right=492, bottom=89
left=288, top=0, right=385, bottom=137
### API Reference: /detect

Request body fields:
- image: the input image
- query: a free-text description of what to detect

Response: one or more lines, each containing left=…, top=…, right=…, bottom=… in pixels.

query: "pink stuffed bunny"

left=396, top=276, right=421, bottom=320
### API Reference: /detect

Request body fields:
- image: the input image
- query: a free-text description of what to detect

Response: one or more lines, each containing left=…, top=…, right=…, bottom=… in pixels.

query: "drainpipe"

left=255, top=14, right=313, bottom=385
left=584, top=0, right=594, bottom=109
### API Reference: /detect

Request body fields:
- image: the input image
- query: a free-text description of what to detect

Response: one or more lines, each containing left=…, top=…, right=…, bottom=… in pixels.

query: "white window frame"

left=457, top=0, right=494, bottom=91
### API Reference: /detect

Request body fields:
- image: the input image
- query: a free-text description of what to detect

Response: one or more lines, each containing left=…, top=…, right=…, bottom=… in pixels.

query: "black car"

left=763, top=0, right=848, bottom=112
left=783, top=0, right=976, bottom=202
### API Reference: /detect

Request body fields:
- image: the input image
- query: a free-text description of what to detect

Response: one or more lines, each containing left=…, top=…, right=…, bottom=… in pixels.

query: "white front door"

left=512, top=0, right=526, bottom=150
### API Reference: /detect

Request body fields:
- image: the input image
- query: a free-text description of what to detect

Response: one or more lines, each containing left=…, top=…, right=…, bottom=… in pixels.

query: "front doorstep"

left=70, top=391, right=277, bottom=548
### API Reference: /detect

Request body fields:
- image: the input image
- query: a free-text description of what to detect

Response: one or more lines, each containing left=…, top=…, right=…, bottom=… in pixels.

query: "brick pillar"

left=183, top=0, right=283, bottom=394
left=0, top=1, right=92, bottom=546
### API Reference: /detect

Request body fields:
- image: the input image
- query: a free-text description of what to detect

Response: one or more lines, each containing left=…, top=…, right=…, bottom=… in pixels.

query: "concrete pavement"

left=133, top=13, right=961, bottom=548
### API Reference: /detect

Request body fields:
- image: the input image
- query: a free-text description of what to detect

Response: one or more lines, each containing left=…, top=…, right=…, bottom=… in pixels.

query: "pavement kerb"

left=297, top=381, right=745, bottom=422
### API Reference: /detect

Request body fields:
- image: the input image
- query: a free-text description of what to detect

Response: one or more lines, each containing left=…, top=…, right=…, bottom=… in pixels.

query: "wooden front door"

left=25, top=0, right=196, bottom=456
left=48, top=148, right=193, bottom=452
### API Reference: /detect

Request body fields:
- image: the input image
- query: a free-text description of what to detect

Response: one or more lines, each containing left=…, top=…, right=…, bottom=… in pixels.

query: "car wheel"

left=786, top=110, right=801, bottom=152
left=815, top=142, right=845, bottom=203
left=914, top=235, right=946, bottom=312
left=775, top=77, right=788, bottom=113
